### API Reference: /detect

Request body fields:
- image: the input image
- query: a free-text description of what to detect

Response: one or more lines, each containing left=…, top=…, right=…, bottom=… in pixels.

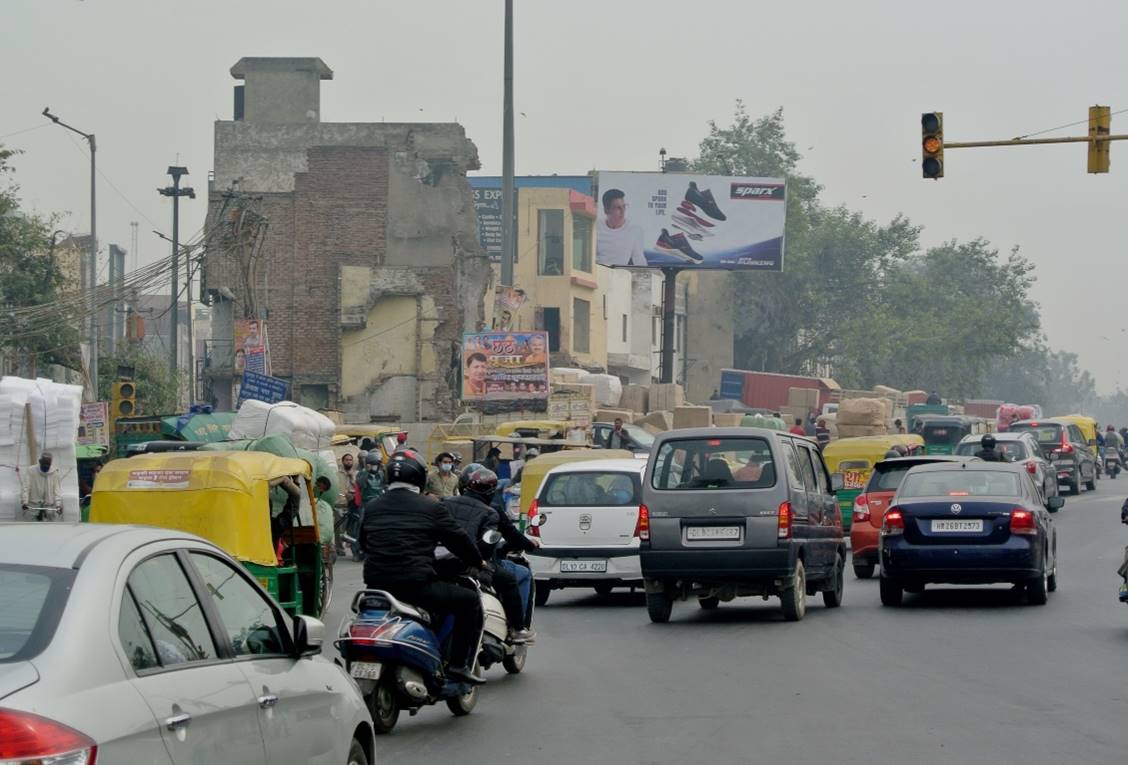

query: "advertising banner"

left=492, top=286, right=528, bottom=331
left=595, top=171, right=786, bottom=270
left=77, top=402, right=109, bottom=446
left=238, top=370, right=290, bottom=405
left=234, top=319, right=271, bottom=376
left=462, top=331, right=550, bottom=401
left=472, top=187, right=503, bottom=261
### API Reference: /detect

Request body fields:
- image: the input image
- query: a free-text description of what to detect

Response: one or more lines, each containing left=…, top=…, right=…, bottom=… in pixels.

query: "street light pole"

left=158, top=167, right=194, bottom=386
left=42, top=108, right=97, bottom=401
left=500, top=0, right=516, bottom=287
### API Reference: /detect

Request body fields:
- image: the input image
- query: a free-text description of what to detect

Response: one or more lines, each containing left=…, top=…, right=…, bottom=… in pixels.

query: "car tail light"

left=1054, top=430, right=1073, bottom=455
left=634, top=504, right=650, bottom=541
left=527, top=500, right=540, bottom=537
left=1025, top=460, right=1038, bottom=475
left=777, top=501, right=792, bottom=539
left=852, top=493, right=870, bottom=523
left=882, top=507, right=905, bottom=535
left=1009, top=508, right=1037, bottom=535
left=0, top=708, right=97, bottom=764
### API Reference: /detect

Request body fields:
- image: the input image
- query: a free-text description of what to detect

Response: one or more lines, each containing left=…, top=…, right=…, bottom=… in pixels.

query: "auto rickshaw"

left=916, top=415, right=991, bottom=455
left=1057, top=414, right=1100, bottom=462
left=493, top=420, right=574, bottom=439
left=335, top=425, right=407, bottom=462
left=823, top=434, right=925, bottom=531
left=90, top=451, right=327, bottom=617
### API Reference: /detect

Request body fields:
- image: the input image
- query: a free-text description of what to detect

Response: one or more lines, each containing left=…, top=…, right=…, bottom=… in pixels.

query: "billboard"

left=238, top=370, right=290, bottom=405
left=234, top=318, right=271, bottom=376
left=78, top=402, right=109, bottom=446
left=595, top=171, right=786, bottom=270
left=472, top=187, right=503, bottom=261
left=462, top=331, right=550, bottom=401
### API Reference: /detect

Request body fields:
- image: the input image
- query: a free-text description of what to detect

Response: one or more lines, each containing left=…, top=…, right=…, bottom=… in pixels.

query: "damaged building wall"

left=204, top=90, right=489, bottom=420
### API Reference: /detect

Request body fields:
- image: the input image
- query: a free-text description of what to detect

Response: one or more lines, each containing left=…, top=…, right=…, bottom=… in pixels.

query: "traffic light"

left=111, top=380, right=137, bottom=422
left=922, top=112, right=944, bottom=179
left=1088, top=105, right=1110, bottom=173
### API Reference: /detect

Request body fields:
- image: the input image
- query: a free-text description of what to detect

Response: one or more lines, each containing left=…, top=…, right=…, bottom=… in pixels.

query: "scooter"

left=479, top=548, right=537, bottom=675
left=1106, top=447, right=1122, bottom=479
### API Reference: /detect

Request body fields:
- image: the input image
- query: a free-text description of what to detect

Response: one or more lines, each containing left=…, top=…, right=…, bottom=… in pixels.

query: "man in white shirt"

left=596, top=188, right=645, bottom=267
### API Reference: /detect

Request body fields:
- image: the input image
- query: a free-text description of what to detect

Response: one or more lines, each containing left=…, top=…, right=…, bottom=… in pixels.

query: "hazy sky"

left=6, top=1, right=1128, bottom=391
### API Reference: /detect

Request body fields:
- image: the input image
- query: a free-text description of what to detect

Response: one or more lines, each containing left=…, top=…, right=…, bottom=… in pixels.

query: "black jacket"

left=494, top=504, right=538, bottom=556
left=440, top=495, right=499, bottom=560
left=360, top=488, right=481, bottom=586
left=974, top=448, right=1007, bottom=462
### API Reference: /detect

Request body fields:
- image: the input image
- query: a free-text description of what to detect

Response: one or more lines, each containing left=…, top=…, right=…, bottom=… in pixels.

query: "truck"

left=719, top=369, right=840, bottom=415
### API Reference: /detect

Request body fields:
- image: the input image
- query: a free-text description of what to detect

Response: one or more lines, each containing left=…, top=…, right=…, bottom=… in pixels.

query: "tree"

left=0, top=146, right=81, bottom=372
left=97, top=344, right=181, bottom=414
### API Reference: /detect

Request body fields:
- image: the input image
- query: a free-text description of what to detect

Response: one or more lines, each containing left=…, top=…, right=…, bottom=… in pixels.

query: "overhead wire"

left=1012, top=106, right=1128, bottom=140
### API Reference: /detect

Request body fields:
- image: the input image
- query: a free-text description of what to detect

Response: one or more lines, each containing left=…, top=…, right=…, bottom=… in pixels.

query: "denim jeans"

left=498, top=559, right=531, bottom=620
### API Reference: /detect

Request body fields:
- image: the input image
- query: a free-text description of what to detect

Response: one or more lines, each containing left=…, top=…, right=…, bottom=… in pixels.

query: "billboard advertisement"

left=78, top=402, right=109, bottom=446
left=595, top=171, right=786, bottom=270
left=234, top=318, right=271, bottom=376
left=462, top=331, right=550, bottom=401
left=238, top=371, right=290, bottom=405
left=472, top=187, right=503, bottom=261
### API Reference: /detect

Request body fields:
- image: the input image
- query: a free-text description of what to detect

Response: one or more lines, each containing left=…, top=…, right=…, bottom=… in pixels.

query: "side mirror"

left=293, top=615, right=324, bottom=657
left=830, top=473, right=844, bottom=493
left=527, top=513, right=547, bottom=528
left=1047, top=496, right=1064, bottom=512
left=482, top=529, right=503, bottom=545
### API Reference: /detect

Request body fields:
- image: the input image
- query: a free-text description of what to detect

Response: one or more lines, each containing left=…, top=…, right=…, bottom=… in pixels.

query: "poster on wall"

left=492, top=286, right=528, bottom=331
left=461, top=331, right=550, bottom=401
left=238, top=370, right=290, bottom=405
left=234, top=318, right=271, bottom=376
left=595, top=171, right=786, bottom=270
left=77, top=402, right=109, bottom=446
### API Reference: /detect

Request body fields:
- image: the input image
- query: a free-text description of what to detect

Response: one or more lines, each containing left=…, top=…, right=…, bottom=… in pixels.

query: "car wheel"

left=780, top=560, right=807, bottom=621
left=879, top=576, right=903, bottom=607
left=823, top=555, right=845, bottom=608
left=534, top=585, right=551, bottom=608
left=1047, top=561, right=1058, bottom=593
left=348, top=738, right=370, bottom=765
left=646, top=590, right=673, bottom=623
left=503, top=645, right=527, bottom=674
left=1068, top=477, right=1080, bottom=495
left=446, top=663, right=481, bottom=717
left=368, top=677, right=400, bottom=735
left=853, top=562, right=876, bottom=579
left=698, top=596, right=720, bottom=610
left=593, top=583, right=614, bottom=596
left=1026, top=567, right=1049, bottom=605
left=1086, top=469, right=1097, bottom=491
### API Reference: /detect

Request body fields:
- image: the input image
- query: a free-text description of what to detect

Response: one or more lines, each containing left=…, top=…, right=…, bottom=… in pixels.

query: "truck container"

left=719, top=369, right=839, bottom=414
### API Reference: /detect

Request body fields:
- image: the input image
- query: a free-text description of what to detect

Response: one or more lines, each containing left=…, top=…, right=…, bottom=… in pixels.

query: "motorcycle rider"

left=350, top=453, right=386, bottom=562
left=442, top=467, right=535, bottom=643
left=359, top=448, right=488, bottom=685
left=974, top=434, right=1008, bottom=462
left=21, top=451, right=62, bottom=518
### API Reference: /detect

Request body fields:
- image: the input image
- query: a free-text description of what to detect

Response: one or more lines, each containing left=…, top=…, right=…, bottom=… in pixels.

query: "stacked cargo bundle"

left=228, top=400, right=338, bottom=473
left=836, top=398, right=890, bottom=438
left=0, top=377, right=84, bottom=522
left=578, top=373, right=623, bottom=408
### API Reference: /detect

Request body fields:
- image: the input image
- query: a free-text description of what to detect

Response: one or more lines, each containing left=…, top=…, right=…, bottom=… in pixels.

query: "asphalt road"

left=327, top=481, right=1128, bottom=765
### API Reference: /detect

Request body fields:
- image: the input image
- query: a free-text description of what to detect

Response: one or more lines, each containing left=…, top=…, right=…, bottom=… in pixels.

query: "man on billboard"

left=596, top=189, right=644, bottom=267
left=464, top=352, right=489, bottom=396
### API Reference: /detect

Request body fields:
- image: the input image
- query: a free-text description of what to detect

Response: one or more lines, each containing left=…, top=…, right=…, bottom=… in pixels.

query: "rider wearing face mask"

left=21, top=451, right=63, bottom=518
left=426, top=452, right=460, bottom=498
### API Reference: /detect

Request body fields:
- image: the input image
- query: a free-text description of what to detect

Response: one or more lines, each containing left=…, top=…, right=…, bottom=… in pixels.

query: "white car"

left=954, top=431, right=1061, bottom=507
left=529, top=458, right=646, bottom=605
left=0, top=523, right=374, bottom=765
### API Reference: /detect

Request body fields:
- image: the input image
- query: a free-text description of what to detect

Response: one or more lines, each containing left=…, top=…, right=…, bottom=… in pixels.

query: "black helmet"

left=364, top=452, right=382, bottom=467
left=883, top=449, right=901, bottom=459
left=385, top=448, right=428, bottom=490
left=981, top=434, right=997, bottom=449
left=459, top=466, right=499, bottom=502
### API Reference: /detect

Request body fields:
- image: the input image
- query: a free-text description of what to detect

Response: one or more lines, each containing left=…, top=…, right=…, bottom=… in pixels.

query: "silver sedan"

left=0, top=523, right=374, bottom=764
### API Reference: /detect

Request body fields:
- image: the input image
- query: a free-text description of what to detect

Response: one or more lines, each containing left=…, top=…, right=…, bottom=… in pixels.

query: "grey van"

left=639, top=427, right=846, bottom=623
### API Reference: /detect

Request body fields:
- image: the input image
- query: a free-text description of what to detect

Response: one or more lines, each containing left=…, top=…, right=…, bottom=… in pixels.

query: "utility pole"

left=42, top=108, right=97, bottom=400
left=500, top=0, right=516, bottom=287
left=158, top=166, right=195, bottom=382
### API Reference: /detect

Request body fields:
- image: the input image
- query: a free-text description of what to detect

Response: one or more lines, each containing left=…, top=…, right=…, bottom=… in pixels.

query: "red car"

left=850, top=456, right=975, bottom=578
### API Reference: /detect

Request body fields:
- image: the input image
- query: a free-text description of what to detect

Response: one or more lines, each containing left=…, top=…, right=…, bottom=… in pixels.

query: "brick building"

left=202, top=57, right=490, bottom=420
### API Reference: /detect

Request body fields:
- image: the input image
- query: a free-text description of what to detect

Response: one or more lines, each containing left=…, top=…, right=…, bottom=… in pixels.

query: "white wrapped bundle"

left=579, top=373, right=623, bottom=408
left=230, top=400, right=336, bottom=451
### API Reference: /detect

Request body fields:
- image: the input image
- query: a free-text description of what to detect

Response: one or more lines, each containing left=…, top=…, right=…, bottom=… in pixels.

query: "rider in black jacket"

left=360, top=449, right=488, bottom=684
left=443, top=467, right=534, bottom=643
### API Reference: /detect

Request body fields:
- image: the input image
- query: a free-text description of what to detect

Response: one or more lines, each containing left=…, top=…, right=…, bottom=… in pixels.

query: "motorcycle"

left=1106, top=446, right=1123, bottom=479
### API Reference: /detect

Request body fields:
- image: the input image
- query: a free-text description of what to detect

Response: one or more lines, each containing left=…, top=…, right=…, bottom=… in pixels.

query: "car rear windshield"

left=866, top=464, right=916, bottom=492
left=650, top=437, right=776, bottom=490
left=954, top=441, right=1027, bottom=460
left=921, top=424, right=964, bottom=445
left=539, top=471, right=640, bottom=507
left=0, top=565, right=75, bottom=663
left=898, top=470, right=1022, bottom=498
left=1008, top=423, right=1063, bottom=444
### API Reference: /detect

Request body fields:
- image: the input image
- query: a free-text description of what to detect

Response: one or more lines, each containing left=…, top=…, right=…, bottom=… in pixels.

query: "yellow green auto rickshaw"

left=823, top=434, right=925, bottom=531
left=90, top=451, right=328, bottom=617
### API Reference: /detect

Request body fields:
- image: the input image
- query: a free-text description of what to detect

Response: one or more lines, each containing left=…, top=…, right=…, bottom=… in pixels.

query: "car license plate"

left=349, top=661, right=383, bottom=680
left=560, top=560, right=608, bottom=573
left=930, top=519, right=984, bottom=533
left=687, top=526, right=742, bottom=541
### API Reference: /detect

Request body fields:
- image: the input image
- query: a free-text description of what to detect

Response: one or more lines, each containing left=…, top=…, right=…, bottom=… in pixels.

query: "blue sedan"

left=879, top=462, right=1061, bottom=606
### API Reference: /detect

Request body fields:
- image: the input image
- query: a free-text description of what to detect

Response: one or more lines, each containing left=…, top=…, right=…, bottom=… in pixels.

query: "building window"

left=300, top=384, right=329, bottom=410
left=622, top=314, right=628, bottom=343
left=540, top=307, right=561, bottom=352
left=572, top=216, right=592, bottom=273
left=573, top=298, right=590, bottom=354
left=538, top=210, right=565, bottom=276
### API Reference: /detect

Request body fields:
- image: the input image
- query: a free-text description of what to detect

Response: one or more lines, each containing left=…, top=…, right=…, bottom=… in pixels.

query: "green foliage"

left=97, top=345, right=181, bottom=414
left=0, top=145, right=81, bottom=370
left=984, top=344, right=1097, bottom=416
left=692, top=103, right=1050, bottom=399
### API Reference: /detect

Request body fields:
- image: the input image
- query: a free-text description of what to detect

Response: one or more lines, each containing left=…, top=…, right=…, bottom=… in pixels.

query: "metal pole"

left=171, top=179, right=180, bottom=376
left=945, top=133, right=1128, bottom=149
left=108, top=244, right=117, bottom=358
left=500, top=0, right=516, bottom=286
left=186, top=249, right=194, bottom=403
left=89, top=136, right=98, bottom=400
left=660, top=267, right=679, bottom=384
